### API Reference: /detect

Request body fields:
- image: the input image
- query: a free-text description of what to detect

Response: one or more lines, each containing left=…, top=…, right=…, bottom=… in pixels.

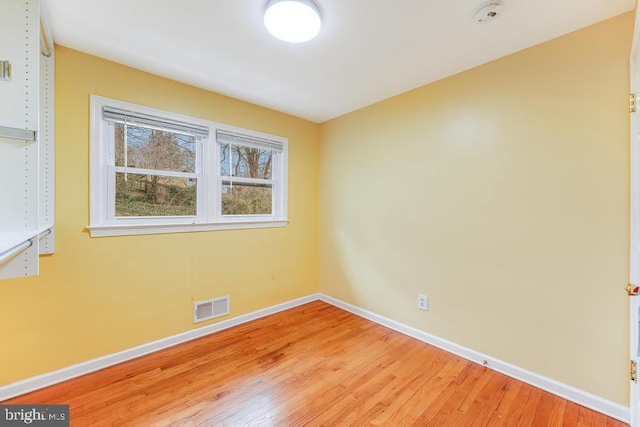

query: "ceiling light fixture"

left=264, top=0, right=322, bottom=43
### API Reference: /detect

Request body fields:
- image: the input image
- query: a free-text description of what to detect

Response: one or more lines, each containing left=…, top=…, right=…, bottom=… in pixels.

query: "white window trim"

left=88, top=95, right=288, bottom=237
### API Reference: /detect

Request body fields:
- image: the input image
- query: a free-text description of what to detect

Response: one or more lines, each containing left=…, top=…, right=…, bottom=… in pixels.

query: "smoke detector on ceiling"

left=474, top=2, right=504, bottom=24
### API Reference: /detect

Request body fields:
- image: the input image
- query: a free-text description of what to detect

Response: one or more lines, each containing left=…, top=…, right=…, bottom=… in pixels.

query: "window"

left=89, top=95, right=288, bottom=237
left=217, top=131, right=285, bottom=216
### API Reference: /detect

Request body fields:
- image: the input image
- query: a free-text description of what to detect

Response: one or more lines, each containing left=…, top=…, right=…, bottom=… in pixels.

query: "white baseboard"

left=1, top=292, right=630, bottom=424
left=0, top=293, right=320, bottom=402
left=318, top=294, right=630, bottom=424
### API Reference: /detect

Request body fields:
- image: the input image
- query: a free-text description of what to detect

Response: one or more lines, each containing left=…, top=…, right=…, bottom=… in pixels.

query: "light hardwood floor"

left=3, top=301, right=627, bottom=426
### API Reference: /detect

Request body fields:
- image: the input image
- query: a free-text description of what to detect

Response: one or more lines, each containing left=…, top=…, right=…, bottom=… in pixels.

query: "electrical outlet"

left=418, top=294, right=428, bottom=311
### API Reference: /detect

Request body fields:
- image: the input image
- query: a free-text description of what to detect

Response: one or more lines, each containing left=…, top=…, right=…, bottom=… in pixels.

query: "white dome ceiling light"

left=264, top=0, right=322, bottom=43
left=474, top=2, right=504, bottom=24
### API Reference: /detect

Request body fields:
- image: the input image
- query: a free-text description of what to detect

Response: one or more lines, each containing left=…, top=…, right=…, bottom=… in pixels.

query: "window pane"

left=116, top=173, right=196, bottom=217
left=221, top=182, right=272, bottom=215
left=115, top=123, right=196, bottom=173
left=219, top=144, right=273, bottom=179
left=220, top=143, right=230, bottom=176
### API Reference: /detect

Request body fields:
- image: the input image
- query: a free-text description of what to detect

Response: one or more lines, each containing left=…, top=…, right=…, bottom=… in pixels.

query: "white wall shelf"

left=0, top=227, right=52, bottom=255
left=0, top=231, right=40, bottom=255
left=0, top=0, right=55, bottom=280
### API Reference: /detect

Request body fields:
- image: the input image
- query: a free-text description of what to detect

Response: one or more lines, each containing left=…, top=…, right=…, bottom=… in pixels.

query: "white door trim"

left=629, top=5, right=640, bottom=425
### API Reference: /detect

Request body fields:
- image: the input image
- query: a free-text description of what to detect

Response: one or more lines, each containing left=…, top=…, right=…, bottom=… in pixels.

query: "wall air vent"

left=194, top=295, right=230, bottom=323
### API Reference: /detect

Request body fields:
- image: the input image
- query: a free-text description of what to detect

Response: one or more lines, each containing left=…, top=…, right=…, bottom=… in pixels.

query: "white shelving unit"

left=0, top=0, right=55, bottom=279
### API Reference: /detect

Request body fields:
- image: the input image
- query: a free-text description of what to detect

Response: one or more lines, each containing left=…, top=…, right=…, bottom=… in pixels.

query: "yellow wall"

left=319, top=12, right=632, bottom=405
left=0, top=46, right=319, bottom=385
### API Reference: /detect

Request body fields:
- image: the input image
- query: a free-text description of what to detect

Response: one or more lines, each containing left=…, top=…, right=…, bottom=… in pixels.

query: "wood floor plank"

left=532, top=390, right=567, bottom=426
left=2, top=301, right=627, bottom=426
left=485, top=377, right=523, bottom=426
left=469, top=372, right=511, bottom=426
left=394, top=357, right=471, bottom=424
left=516, top=385, right=545, bottom=426
left=420, top=363, right=486, bottom=426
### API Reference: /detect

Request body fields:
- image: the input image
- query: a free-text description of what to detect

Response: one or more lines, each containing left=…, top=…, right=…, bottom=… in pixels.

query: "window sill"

left=86, top=219, right=289, bottom=237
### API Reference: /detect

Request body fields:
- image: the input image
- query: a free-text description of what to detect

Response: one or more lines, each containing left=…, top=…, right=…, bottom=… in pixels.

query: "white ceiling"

left=43, top=0, right=634, bottom=123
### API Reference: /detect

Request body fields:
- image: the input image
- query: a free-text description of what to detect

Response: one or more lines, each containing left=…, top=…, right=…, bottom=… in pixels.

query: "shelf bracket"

left=0, top=125, right=36, bottom=142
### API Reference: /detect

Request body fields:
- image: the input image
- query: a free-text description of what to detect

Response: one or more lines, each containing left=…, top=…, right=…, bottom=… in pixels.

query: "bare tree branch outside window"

left=114, top=123, right=197, bottom=216
left=219, top=143, right=273, bottom=215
